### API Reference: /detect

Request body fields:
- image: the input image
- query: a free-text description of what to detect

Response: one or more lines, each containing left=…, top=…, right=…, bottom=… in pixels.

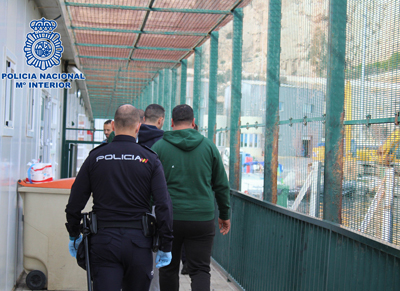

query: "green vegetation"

left=346, top=51, right=400, bottom=79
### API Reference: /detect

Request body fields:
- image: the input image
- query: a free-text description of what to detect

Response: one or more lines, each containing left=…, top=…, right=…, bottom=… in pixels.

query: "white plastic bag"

left=27, top=162, right=53, bottom=183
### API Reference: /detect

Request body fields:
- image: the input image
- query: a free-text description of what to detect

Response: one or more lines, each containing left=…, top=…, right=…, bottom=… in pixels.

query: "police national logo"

left=24, top=18, right=63, bottom=71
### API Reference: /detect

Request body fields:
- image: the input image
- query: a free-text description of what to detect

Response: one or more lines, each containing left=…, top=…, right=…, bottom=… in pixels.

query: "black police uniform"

left=65, top=135, right=173, bottom=291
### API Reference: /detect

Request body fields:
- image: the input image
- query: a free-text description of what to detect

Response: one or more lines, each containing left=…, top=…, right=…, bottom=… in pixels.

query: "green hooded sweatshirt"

left=152, top=128, right=230, bottom=221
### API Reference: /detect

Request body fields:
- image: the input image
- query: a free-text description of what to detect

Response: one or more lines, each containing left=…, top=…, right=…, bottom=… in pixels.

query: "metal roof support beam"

left=263, top=0, right=281, bottom=204
left=76, top=43, right=190, bottom=51
left=64, top=2, right=232, bottom=14
left=70, top=26, right=208, bottom=36
left=229, top=8, right=243, bottom=191
left=84, top=74, right=118, bottom=78
left=118, top=78, right=151, bottom=82
left=88, top=85, right=146, bottom=89
left=130, top=58, right=176, bottom=63
left=93, top=82, right=147, bottom=86
left=79, top=55, right=177, bottom=63
left=170, top=0, right=246, bottom=69
left=171, top=69, right=177, bottom=108
left=158, top=70, right=164, bottom=105
left=180, top=60, right=187, bottom=104
left=323, top=0, right=347, bottom=224
left=90, top=94, right=137, bottom=98
left=208, top=31, right=219, bottom=142
left=163, top=69, right=171, bottom=130
left=89, top=89, right=139, bottom=93
left=83, top=68, right=158, bottom=73
left=86, top=80, right=115, bottom=83
left=193, top=46, right=202, bottom=123
left=119, top=76, right=152, bottom=80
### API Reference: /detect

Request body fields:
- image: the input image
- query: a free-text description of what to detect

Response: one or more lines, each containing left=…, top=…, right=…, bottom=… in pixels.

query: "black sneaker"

left=181, top=263, right=189, bottom=275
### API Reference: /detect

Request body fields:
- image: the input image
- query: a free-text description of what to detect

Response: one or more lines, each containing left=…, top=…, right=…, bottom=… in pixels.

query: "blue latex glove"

left=155, top=250, right=172, bottom=268
left=68, top=235, right=82, bottom=258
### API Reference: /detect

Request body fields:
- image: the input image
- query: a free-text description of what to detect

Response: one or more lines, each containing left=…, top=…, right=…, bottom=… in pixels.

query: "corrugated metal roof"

left=62, top=0, right=251, bottom=118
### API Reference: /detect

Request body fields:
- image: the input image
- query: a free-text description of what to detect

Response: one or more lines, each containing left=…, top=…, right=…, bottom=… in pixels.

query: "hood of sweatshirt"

left=162, top=128, right=204, bottom=151
left=137, top=124, right=164, bottom=147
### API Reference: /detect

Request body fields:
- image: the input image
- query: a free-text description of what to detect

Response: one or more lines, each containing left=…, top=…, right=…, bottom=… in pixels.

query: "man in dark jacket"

left=152, top=104, right=231, bottom=291
left=137, top=104, right=165, bottom=147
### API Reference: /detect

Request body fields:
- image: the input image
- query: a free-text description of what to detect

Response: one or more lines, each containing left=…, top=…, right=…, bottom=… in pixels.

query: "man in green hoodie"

left=152, top=104, right=231, bottom=291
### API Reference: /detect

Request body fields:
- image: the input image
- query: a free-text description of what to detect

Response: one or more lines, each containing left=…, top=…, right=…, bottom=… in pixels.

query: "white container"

left=18, top=179, right=92, bottom=290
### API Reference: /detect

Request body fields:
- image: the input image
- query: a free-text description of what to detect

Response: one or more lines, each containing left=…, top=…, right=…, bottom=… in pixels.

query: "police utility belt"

left=85, top=212, right=160, bottom=252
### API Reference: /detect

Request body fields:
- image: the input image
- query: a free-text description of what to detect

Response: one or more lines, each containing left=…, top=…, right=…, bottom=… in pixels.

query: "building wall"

left=0, top=1, right=90, bottom=289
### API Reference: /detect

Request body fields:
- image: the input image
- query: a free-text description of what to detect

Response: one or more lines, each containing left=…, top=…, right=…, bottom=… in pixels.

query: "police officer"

left=65, top=104, right=173, bottom=291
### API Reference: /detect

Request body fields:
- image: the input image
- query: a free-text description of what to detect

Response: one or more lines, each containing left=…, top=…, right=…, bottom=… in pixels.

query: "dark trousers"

left=90, top=228, right=153, bottom=291
left=159, top=219, right=215, bottom=291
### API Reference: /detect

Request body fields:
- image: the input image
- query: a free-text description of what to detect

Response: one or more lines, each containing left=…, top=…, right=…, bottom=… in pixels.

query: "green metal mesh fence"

left=342, top=0, right=400, bottom=244
left=216, top=21, right=233, bottom=180
left=199, top=40, right=210, bottom=136
left=186, top=53, right=195, bottom=108
left=277, top=0, right=328, bottom=217
left=79, top=0, right=400, bottom=248
left=205, top=0, right=400, bottom=247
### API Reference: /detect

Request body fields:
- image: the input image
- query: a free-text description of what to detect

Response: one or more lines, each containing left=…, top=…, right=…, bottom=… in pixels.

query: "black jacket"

left=65, top=135, right=173, bottom=251
left=137, top=124, right=164, bottom=148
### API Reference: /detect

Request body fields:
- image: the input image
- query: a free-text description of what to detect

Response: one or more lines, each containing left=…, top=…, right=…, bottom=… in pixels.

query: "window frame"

left=26, top=88, right=35, bottom=137
left=2, top=49, right=17, bottom=137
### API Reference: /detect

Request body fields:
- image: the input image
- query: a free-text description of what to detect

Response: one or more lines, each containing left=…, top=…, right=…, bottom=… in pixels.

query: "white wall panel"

left=0, top=1, right=90, bottom=289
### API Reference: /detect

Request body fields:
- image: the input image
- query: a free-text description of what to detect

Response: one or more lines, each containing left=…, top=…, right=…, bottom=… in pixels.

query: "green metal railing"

left=212, top=191, right=400, bottom=291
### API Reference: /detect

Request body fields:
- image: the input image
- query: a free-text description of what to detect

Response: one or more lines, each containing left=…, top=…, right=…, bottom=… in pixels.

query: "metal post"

left=193, top=46, right=202, bottom=123
left=310, top=161, right=322, bottom=217
left=323, top=0, right=347, bottom=223
left=180, top=59, right=187, bottom=105
left=263, top=0, right=281, bottom=203
left=61, top=87, right=69, bottom=178
left=144, top=85, right=148, bottom=108
left=151, top=80, right=155, bottom=104
left=148, top=83, right=151, bottom=105
left=145, top=86, right=148, bottom=107
left=141, top=86, right=145, bottom=109
left=382, top=168, right=395, bottom=243
left=158, top=70, right=163, bottom=105
left=171, top=68, right=177, bottom=112
left=208, top=31, right=219, bottom=142
left=163, top=69, right=171, bottom=130
left=229, top=8, right=243, bottom=190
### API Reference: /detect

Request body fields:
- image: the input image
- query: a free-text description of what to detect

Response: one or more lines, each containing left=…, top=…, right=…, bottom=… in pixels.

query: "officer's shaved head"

left=114, top=104, right=140, bottom=130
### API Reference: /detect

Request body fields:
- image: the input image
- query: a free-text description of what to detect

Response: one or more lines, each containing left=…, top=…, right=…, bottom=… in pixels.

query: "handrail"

left=212, top=190, right=400, bottom=291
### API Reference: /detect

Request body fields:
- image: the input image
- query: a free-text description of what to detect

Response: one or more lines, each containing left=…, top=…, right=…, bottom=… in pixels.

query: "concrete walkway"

left=16, top=260, right=241, bottom=291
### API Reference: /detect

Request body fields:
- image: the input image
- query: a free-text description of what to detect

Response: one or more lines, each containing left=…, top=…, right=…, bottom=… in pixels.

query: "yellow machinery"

left=312, top=81, right=400, bottom=166
left=377, top=128, right=400, bottom=165
left=312, top=81, right=352, bottom=163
